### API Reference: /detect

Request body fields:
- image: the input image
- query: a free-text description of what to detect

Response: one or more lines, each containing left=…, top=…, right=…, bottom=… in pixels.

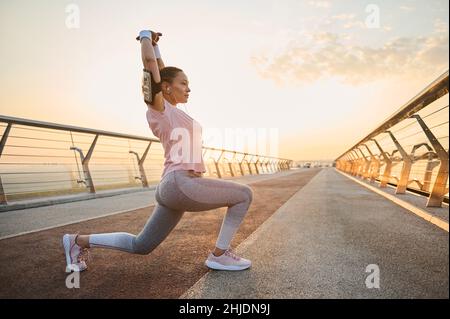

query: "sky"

left=0, top=0, right=448, bottom=162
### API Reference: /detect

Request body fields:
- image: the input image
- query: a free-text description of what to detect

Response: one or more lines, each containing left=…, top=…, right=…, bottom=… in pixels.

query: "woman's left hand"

left=152, top=31, right=162, bottom=46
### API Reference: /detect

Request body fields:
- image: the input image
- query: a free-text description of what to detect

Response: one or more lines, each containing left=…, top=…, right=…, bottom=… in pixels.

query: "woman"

left=63, top=29, right=254, bottom=272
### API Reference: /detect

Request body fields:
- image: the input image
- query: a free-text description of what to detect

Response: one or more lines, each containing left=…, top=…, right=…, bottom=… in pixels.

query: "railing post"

left=342, top=154, right=349, bottom=172
left=342, top=154, right=348, bottom=172
left=345, top=155, right=352, bottom=173
left=202, top=148, right=209, bottom=176
left=261, top=158, right=267, bottom=173
left=370, top=138, right=392, bottom=188
left=260, top=157, right=266, bottom=173
left=254, top=157, right=260, bottom=175
left=362, top=144, right=378, bottom=183
left=338, top=154, right=350, bottom=173
left=0, top=123, right=12, bottom=205
left=265, top=158, right=270, bottom=173
left=423, top=160, right=441, bottom=193
left=353, top=150, right=362, bottom=176
left=349, top=152, right=355, bottom=174
left=247, top=155, right=254, bottom=175
left=410, top=143, right=438, bottom=192
left=215, top=150, right=225, bottom=178
left=353, top=150, right=363, bottom=177
left=357, top=147, right=370, bottom=180
left=70, top=169, right=81, bottom=190
left=229, top=151, right=237, bottom=177
left=348, top=150, right=358, bottom=175
left=239, top=153, right=247, bottom=176
left=70, top=134, right=98, bottom=194
left=0, top=176, right=6, bottom=205
left=386, top=131, right=412, bottom=194
left=129, top=141, right=152, bottom=188
left=409, top=114, right=449, bottom=207
left=389, top=149, right=402, bottom=186
left=348, top=154, right=355, bottom=174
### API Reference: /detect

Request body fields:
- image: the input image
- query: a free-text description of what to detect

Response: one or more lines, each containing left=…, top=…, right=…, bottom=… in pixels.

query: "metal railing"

left=335, top=70, right=449, bottom=207
left=0, top=115, right=293, bottom=206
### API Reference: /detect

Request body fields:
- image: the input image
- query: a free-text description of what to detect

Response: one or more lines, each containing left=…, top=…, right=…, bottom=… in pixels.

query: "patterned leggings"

left=88, top=169, right=253, bottom=254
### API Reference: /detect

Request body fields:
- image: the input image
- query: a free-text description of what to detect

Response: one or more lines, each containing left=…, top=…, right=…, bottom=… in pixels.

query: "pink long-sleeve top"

left=146, top=99, right=206, bottom=179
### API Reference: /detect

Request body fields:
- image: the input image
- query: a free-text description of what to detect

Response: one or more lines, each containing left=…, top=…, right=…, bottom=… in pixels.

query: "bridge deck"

left=0, top=168, right=447, bottom=298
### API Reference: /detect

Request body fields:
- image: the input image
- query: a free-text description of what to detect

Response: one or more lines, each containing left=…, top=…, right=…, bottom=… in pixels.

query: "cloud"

left=343, top=20, right=366, bottom=29
left=250, top=31, right=449, bottom=85
left=434, top=18, right=449, bottom=33
left=331, top=12, right=392, bottom=32
left=331, top=14, right=356, bottom=21
left=308, top=1, right=331, bottom=9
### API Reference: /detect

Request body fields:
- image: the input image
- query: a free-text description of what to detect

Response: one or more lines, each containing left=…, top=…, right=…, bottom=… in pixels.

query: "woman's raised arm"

left=139, top=31, right=164, bottom=112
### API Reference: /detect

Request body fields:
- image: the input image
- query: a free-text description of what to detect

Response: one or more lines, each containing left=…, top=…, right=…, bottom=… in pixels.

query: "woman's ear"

left=161, top=82, right=169, bottom=93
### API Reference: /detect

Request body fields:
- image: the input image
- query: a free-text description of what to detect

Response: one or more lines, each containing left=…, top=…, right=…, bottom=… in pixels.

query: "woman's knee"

left=155, top=184, right=163, bottom=203
left=132, top=238, right=154, bottom=255
left=241, top=184, right=253, bottom=203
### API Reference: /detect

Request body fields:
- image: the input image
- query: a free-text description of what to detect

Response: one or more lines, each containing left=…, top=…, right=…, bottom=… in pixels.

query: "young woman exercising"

left=63, top=29, right=254, bottom=272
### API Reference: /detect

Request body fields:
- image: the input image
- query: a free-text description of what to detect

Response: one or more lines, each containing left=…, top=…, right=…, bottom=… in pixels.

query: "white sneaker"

left=62, top=234, right=90, bottom=272
left=205, top=249, right=251, bottom=271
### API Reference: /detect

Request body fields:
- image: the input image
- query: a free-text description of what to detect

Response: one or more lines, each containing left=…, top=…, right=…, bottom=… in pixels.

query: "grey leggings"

left=89, top=170, right=253, bottom=254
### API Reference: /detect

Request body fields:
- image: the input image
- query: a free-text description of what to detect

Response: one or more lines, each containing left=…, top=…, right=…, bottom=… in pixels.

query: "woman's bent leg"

left=164, top=171, right=254, bottom=251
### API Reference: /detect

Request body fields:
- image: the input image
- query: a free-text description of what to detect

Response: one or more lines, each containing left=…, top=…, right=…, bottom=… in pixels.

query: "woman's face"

left=166, top=72, right=191, bottom=104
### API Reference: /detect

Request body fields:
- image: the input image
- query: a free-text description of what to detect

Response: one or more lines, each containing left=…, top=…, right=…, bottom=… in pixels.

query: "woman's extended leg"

left=83, top=203, right=184, bottom=254
left=63, top=202, right=184, bottom=271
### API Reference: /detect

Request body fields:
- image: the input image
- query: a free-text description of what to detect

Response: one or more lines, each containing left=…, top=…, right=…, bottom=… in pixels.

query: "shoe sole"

left=205, top=260, right=251, bottom=271
left=62, top=234, right=73, bottom=268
